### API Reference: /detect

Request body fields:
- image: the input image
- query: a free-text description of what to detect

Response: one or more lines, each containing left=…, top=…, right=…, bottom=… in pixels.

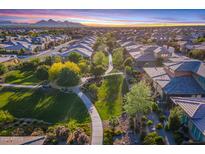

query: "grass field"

left=0, top=88, right=90, bottom=124
left=95, top=75, right=128, bottom=120
left=3, top=70, right=41, bottom=85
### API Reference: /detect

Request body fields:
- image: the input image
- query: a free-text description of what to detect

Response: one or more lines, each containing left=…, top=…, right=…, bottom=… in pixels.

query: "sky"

left=0, top=9, right=205, bottom=26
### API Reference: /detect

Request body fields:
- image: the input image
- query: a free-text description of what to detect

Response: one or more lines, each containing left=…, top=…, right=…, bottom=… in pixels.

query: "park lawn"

left=0, top=88, right=90, bottom=124
left=3, top=70, right=41, bottom=85
left=95, top=75, right=128, bottom=120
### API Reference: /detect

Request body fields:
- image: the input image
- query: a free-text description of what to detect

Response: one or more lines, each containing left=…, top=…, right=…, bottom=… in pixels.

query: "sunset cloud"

left=0, top=10, right=205, bottom=26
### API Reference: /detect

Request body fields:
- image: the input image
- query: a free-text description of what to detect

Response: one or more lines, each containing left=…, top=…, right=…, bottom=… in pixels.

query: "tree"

left=44, top=56, right=53, bottom=66
left=188, top=49, right=205, bottom=61
left=90, top=65, right=106, bottom=76
left=104, top=33, right=117, bottom=51
left=49, top=62, right=64, bottom=81
left=36, top=65, right=49, bottom=81
left=112, top=48, right=124, bottom=69
left=123, top=57, right=133, bottom=67
left=78, top=61, right=90, bottom=74
left=67, top=52, right=82, bottom=63
left=124, top=81, right=153, bottom=132
left=92, top=51, right=107, bottom=66
left=57, top=68, right=80, bottom=86
left=0, top=63, right=7, bottom=75
left=48, top=61, right=80, bottom=86
left=168, top=106, right=183, bottom=131
left=64, top=61, right=80, bottom=74
left=125, top=66, right=132, bottom=75
left=19, top=58, right=40, bottom=71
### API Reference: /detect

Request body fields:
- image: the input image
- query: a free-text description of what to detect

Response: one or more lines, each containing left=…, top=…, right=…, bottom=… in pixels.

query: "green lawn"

left=3, top=70, right=41, bottom=85
left=0, top=88, right=90, bottom=124
left=95, top=75, right=128, bottom=120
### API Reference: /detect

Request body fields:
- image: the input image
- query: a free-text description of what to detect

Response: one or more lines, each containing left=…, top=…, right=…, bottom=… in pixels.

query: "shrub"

left=114, top=129, right=124, bottom=136
left=155, top=136, right=165, bottom=145
left=143, top=132, right=165, bottom=145
left=141, top=115, right=147, bottom=122
left=0, top=110, right=15, bottom=123
left=173, top=131, right=184, bottom=145
left=168, top=106, right=182, bottom=131
left=104, top=128, right=114, bottom=145
left=0, top=63, right=7, bottom=75
left=147, top=120, right=153, bottom=126
left=156, top=123, right=163, bottom=129
left=123, top=57, right=133, bottom=67
left=125, top=66, right=132, bottom=75
left=152, top=103, right=159, bottom=112
left=140, top=131, right=147, bottom=141
left=164, top=123, right=170, bottom=131
left=159, top=114, right=166, bottom=122
left=90, top=64, right=106, bottom=76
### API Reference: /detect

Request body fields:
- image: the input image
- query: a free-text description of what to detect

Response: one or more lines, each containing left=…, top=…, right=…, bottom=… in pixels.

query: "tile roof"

left=171, top=97, right=205, bottom=135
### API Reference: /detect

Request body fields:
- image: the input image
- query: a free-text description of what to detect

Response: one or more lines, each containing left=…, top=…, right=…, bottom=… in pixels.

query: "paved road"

left=73, top=87, right=103, bottom=145
left=22, top=39, right=78, bottom=61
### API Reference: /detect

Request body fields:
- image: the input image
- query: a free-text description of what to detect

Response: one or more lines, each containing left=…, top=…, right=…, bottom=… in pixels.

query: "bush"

left=104, top=128, right=114, bottom=145
left=156, top=123, right=163, bottom=129
left=90, top=64, right=106, bottom=76
left=0, top=110, right=15, bottom=123
left=19, top=58, right=40, bottom=71
left=140, top=131, right=147, bottom=141
left=168, top=106, right=182, bottom=131
left=159, top=114, right=166, bottom=122
left=114, top=129, right=124, bottom=136
left=123, top=57, right=133, bottom=67
left=165, top=123, right=170, bottom=131
left=143, top=132, right=165, bottom=145
left=152, top=103, right=159, bottom=112
left=36, top=65, right=49, bottom=81
left=173, top=131, right=184, bottom=145
left=0, top=63, right=7, bottom=75
left=125, top=66, right=132, bottom=75
left=67, top=52, right=82, bottom=63
left=147, top=120, right=153, bottom=126
left=141, top=115, right=148, bottom=122
left=155, top=136, right=165, bottom=145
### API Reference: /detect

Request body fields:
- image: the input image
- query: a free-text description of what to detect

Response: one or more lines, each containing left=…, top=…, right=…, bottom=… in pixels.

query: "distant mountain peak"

left=33, top=19, right=84, bottom=27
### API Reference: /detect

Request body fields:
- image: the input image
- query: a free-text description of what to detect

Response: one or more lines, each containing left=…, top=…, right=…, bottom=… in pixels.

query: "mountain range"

left=0, top=19, right=85, bottom=27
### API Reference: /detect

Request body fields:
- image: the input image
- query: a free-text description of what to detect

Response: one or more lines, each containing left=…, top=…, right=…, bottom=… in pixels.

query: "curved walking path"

left=73, top=87, right=103, bottom=145
left=0, top=51, right=119, bottom=145
left=105, top=51, right=113, bottom=75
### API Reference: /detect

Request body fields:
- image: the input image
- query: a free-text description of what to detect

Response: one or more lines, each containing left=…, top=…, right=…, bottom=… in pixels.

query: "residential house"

left=144, top=59, right=205, bottom=100
left=171, top=97, right=205, bottom=142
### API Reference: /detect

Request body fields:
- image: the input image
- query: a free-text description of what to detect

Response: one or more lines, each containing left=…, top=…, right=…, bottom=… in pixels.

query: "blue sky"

left=0, top=9, right=205, bottom=26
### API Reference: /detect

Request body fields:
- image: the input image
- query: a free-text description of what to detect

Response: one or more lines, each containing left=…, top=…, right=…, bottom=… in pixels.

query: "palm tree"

left=124, top=81, right=153, bottom=133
